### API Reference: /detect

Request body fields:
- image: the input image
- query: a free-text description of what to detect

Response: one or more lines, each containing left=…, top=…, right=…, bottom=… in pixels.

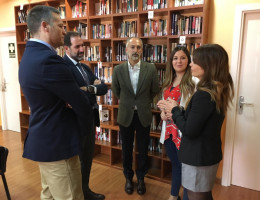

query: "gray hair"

left=27, top=5, right=60, bottom=36
left=126, top=37, right=143, bottom=48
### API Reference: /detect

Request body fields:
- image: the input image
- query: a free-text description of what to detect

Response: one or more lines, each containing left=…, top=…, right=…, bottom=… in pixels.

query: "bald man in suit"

left=112, top=37, right=160, bottom=195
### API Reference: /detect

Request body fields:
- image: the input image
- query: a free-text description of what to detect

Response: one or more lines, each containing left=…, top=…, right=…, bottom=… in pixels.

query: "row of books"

left=17, top=9, right=28, bottom=23
left=172, top=14, right=203, bottom=35
left=104, top=46, right=112, bottom=62
left=23, top=29, right=31, bottom=41
left=58, top=6, right=66, bottom=19
left=116, top=0, right=138, bottom=13
left=55, top=43, right=197, bottom=63
left=117, top=21, right=138, bottom=38
left=70, top=42, right=198, bottom=63
left=103, top=89, right=113, bottom=105
left=157, top=68, right=166, bottom=86
left=72, top=23, right=88, bottom=39
left=107, top=131, right=122, bottom=145
left=95, top=0, right=111, bottom=15
left=96, top=128, right=110, bottom=142
left=143, top=44, right=167, bottom=63
left=92, top=24, right=112, bottom=39
left=84, top=46, right=100, bottom=61
left=144, top=19, right=168, bottom=37
left=17, top=0, right=204, bottom=24
left=171, top=42, right=201, bottom=54
left=58, top=42, right=197, bottom=63
left=143, top=0, right=168, bottom=10
left=116, top=43, right=127, bottom=62
left=148, top=138, right=162, bottom=153
left=94, top=66, right=112, bottom=83
left=71, top=1, right=87, bottom=18
left=175, top=0, right=204, bottom=7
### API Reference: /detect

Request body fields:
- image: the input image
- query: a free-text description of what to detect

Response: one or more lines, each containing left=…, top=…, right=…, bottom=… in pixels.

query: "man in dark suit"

left=19, top=6, right=93, bottom=200
left=64, top=32, right=107, bottom=200
left=112, top=37, right=160, bottom=195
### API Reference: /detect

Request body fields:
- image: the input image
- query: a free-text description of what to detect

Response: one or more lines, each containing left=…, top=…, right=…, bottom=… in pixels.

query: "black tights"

left=186, top=188, right=213, bottom=200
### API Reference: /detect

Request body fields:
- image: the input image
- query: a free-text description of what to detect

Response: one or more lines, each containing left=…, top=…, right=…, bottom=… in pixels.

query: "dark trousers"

left=164, top=137, right=181, bottom=196
left=164, top=136, right=189, bottom=200
left=79, top=118, right=95, bottom=196
left=119, top=111, right=150, bottom=180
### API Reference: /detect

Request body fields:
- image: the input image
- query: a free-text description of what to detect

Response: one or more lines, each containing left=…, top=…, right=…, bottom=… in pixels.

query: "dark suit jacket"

left=172, top=90, right=225, bottom=166
left=19, top=41, right=93, bottom=162
left=63, top=54, right=108, bottom=127
left=112, top=61, right=160, bottom=127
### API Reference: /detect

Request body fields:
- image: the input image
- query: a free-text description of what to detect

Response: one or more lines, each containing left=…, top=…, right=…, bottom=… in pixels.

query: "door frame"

left=0, top=27, right=16, bottom=130
left=222, top=3, right=260, bottom=186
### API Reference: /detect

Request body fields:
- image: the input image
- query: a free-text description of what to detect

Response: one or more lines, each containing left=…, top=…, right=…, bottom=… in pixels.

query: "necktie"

left=76, top=63, right=90, bottom=85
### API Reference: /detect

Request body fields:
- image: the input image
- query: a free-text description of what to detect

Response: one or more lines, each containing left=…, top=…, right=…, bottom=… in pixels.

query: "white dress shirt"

left=128, top=60, right=141, bottom=95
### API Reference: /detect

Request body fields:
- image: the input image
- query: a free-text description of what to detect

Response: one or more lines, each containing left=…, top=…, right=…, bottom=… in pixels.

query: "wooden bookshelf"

left=15, top=0, right=210, bottom=184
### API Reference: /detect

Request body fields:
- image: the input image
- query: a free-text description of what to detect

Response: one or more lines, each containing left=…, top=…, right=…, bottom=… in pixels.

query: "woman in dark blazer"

left=158, top=44, right=234, bottom=200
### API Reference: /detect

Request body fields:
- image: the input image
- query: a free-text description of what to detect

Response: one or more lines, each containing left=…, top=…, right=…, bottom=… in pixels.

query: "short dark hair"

left=27, top=5, right=60, bottom=36
left=64, top=32, right=80, bottom=47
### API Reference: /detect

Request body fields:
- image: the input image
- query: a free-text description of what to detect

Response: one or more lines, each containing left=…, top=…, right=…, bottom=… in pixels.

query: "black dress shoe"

left=84, top=190, right=105, bottom=200
left=137, top=179, right=146, bottom=195
left=125, top=179, right=134, bottom=194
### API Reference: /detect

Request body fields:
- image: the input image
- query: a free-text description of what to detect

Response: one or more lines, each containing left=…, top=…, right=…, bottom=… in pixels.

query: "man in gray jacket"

left=112, top=37, right=160, bottom=195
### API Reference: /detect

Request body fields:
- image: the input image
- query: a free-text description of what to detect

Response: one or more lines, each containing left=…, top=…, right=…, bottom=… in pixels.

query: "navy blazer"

left=19, top=41, right=93, bottom=162
left=63, top=54, right=108, bottom=127
left=172, top=90, right=225, bottom=166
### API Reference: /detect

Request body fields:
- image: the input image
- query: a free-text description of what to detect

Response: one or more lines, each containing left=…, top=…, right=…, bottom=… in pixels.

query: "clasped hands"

left=157, top=98, right=178, bottom=120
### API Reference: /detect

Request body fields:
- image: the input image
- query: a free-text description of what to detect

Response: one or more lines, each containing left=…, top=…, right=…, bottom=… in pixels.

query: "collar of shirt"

left=29, top=38, right=57, bottom=52
left=66, top=54, right=78, bottom=66
left=128, top=60, right=141, bottom=71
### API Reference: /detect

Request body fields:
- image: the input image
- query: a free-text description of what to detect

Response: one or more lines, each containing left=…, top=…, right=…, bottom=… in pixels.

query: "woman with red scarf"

left=159, top=46, right=197, bottom=200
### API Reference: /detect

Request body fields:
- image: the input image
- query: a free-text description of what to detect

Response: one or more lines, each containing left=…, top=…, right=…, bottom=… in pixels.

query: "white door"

left=230, top=11, right=260, bottom=191
left=0, top=29, right=21, bottom=132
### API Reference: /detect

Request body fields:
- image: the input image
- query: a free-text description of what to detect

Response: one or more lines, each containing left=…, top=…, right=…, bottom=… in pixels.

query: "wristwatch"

left=87, top=85, right=95, bottom=93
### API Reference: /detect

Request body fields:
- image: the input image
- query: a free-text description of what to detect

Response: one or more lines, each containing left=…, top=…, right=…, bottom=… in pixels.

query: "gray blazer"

left=112, top=61, right=160, bottom=127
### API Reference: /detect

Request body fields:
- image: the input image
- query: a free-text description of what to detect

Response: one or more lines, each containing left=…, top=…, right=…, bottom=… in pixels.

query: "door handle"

left=238, top=96, right=253, bottom=114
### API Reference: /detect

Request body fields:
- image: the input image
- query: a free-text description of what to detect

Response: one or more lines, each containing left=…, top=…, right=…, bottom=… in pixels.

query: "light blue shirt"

left=29, top=38, right=57, bottom=53
left=128, top=60, right=141, bottom=94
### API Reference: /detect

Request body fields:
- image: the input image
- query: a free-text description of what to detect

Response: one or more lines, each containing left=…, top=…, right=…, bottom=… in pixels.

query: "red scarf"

left=163, top=85, right=181, bottom=149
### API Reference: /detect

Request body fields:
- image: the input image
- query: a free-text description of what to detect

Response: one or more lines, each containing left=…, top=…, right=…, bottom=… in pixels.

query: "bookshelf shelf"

left=95, top=140, right=111, bottom=147
left=15, top=0, right=209, bottom=183
left=111, top=144, right=122, bottom=150
left=148, top=151, right=162, bottom=159
left=93, top=153, right=110, bottom=165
